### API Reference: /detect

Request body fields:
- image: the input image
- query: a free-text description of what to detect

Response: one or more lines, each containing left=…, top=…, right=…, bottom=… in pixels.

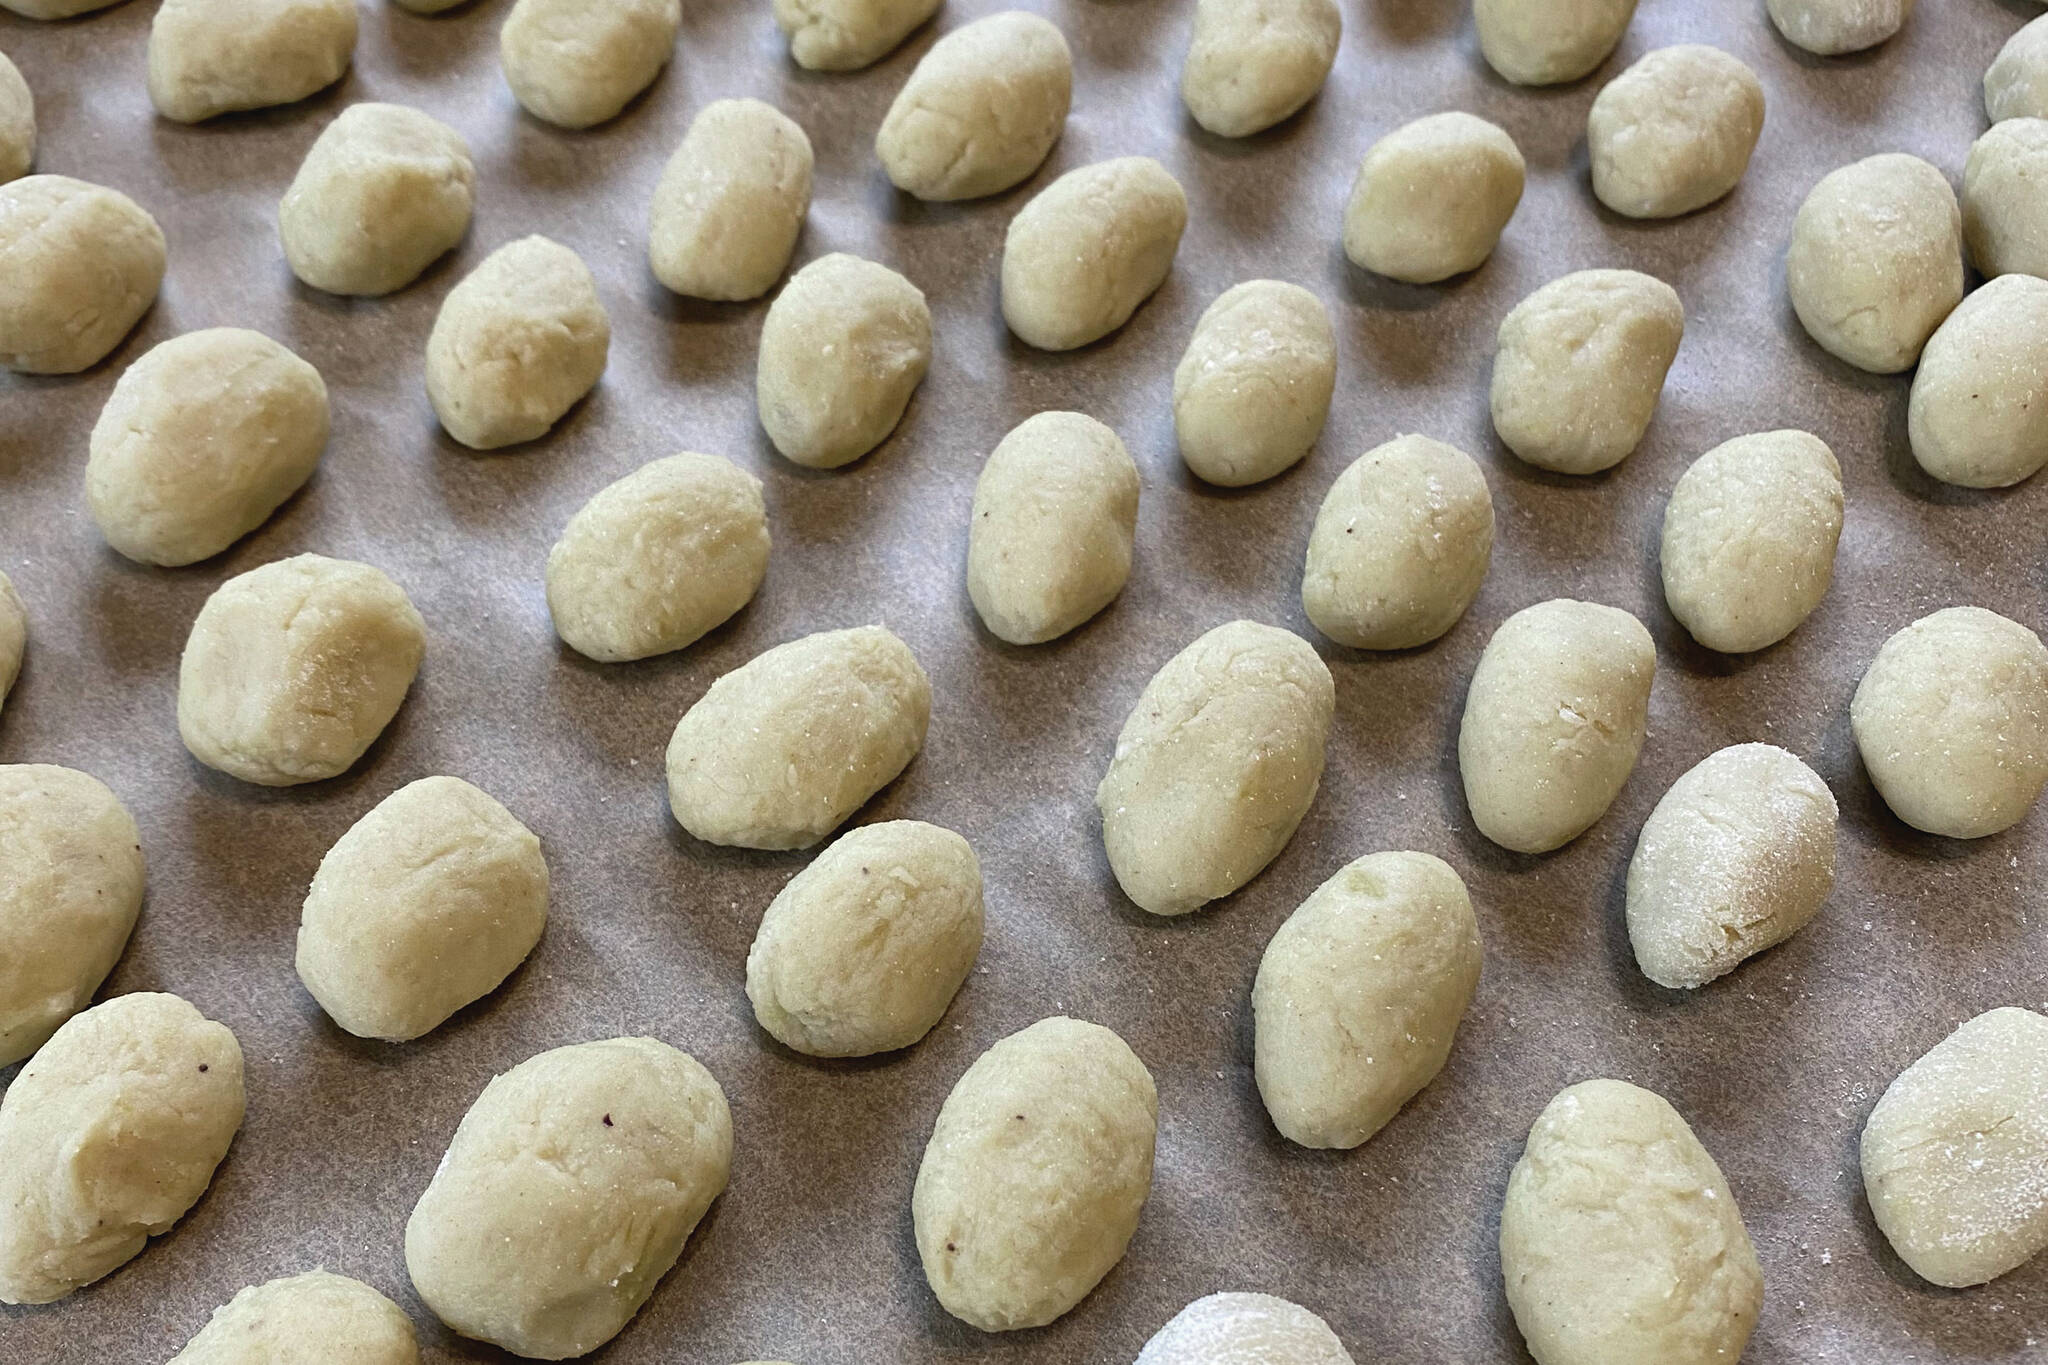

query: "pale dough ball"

left=1587, top=46, right=1765, bottom=219
left=280, top=103, right=476, bottom=298
left=1490, top=268, right=1683, bottom=475
left=1135, top=1292, right=1355, bottom=1364
left=546, top=452, right=769, bottom=663
left=913, top=1017, right=1156, bottom=1332
left=1851, top=606, right=2048, bottom=839
left=1907, top=274, right=2048, bottom=488
left=745, top=820, right=982, bottom=1057
left=1964, top=118, right=2048, bottom=281
left=178, top=554, right=427, bottom=787
left=650, top=99, right=813, bottom=302
left=0, top=570, right=22, bottom=717
left=296, top=776, right=547, bottom=1042
left=756, top=253, right=931, bottom=469
left=666, top=625, right=931, bottom=850
left=878, top=12, right=1071, bottom=201
left=1173, top=279, right=1336, bottom=486
left=86, top=328, right=330, bottom=567
left=1002, top=156, right=1188, bottom=351
left=426, top=235, right=610, bottom=451
left=1179, top=0, right=1340, bottom=138
left=501, top=0, right=679, bottom=130
left=1301, top=433, right=1494, bottom=651
left=405, top=1037, right=731, bottom=1359
left=1343, top=112, right=1524, bottom=284
left=1097, top=620, right=1333, bottom=916
left=1767, top=0, right=1913, bottom=55
left=0, top=765, right=143, bottom=1066
left=1861, top=1007, right=2048, bottom=1288
left=1986, top=14, right=2048, bottom=124
left=1474, top=0, right=1635, bottom=86
left=0, top=174, right=165, bottom=375
left=966, top=410, right=1139, bottom=645
left=1501, top=1079, right=1763, bottom=1365
left=776, top=0, right=938, bottom=71
left=1254, top=851, right=1481, bottom=1149
left=171, top=1271, right=419, bottom=1365
left=0, top=993, right=244, bottom=1305
left=1658, top=429, right=1843, bottom=653
left=148, top=0, right=357, bottom=124
left=0, top=51, right=32, bottom=184
left=1, top=0, right=129, bottom=15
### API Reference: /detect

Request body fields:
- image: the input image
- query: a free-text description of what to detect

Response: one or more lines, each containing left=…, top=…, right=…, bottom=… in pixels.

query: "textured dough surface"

left=0, top=51, right=31, bottom=184
left=1343, top=112, right=1524, bottom=284
left=1179, top=0, right=1340, bottom=138
left=1963, top=118, right=2048, bottom=282
left=1986, top=14, right=2048, bottom=123
left=0, top=174, right=165, bottom=375
left=0, top=569, right=23, bottom=718
left=1135, top=1292, right=1354, bottom=1364
left=775, top=0, right=939, bottom=71
left=500, top=0, right=680, bottom=129
left=147, top=0, right=357, bottom=123
left=280, top=103, right=475, bottom=297
left=650, top=99, right=812, bottom=301
left=1587, top=45, right=1764, bottom=219
left=756, top=252, right=932, bottom=468
left=1001, top=157, right=1188, bottom=351
left=878, top=12, right=1071, bottom=200
left=1173, top=280, right=1335, bottom=487
left=1787, top=153, right=1961, bottom=374
left=1766, top=0, right=1913, bottom=55
left=1474, top=0, right=1635, bottom=85
left=1906, top=274, right=2048, bottom=489
left=170, top=1270, right=420, bottom=1365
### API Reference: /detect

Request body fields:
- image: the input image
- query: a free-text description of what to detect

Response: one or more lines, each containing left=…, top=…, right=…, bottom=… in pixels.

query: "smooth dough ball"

left=1787, top=154, right=1962, bottom=374
left=913, top=1017, right=1156, bottom=1332
left=1097, top=621, right=1333, bottom=916
left=1907, top=274, right=2048, bottom=488
left=178, top=554, right=427, bottom=787
left=1986, top=14, right=2048, bottom=124
left=1343, top=112, right=1524, bottom=284
left=280, top=103, right=476, bottom=297
left=501, top=0, right=679, bottom=130
left=967, top=410, right=1139, bottom=645
left=1179, top=0, right=1340, bottom=138
left=296, top=776, right=547, bottom=1042
left=1659, top=429, right=1843, bottom=653
left=756, top=253, right=931, bottom=469
left=0, top=571, right=23, bottom=717
left=405, top=1037, right=731, bottom=1359
left=1135, top=1292, right=1355, bottom=1364
left=546, top=452, right=769, bottom=663
left=1851, top=606, right=2048, bottom=839
left=171, top=1271, right=419, bottom=1365
left=148, top=0, right=357, bottom=123
left=1490, top=269, right=1683, bottom=475
left=0, top=993, right=244, bottom=1305
left=1767, top=0, right=1913, bottom=55
left=1587, top=46, right=1765, bottom=219
left=878, top=12, right=1071, bottom=200
left=1964, top=118, right=2048, bottom=281
left=1474, top=0, right=1635, bottom=85
left=1002, top=157, right=1188, bottom=351
left=1173, top=279, right=1336, bottom=487
left=0, top=175, right=165, bottom=375
left=426, top=235, right=610, bottom=451
left=777, top=0, right=938, bottom=70
left=0, top=52, right=32, bottom=185
left=745, top=820, right=983, bottom=1057
left=650, top=99, right=813, bottom=302
left=1301, top=433, right=1494, bottom=651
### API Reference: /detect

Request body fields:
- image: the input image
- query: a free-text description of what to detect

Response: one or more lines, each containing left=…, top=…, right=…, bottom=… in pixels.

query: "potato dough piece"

left=776, top=0, right=938, bottom=71
left=0, top=993, right=244, bottom=1305
left=756, top=253, right=931, bottom=469
left=280, top=103, right=476, bottom=297
left=1851, top=606, right=2048, bottom=838
left=1097, top=621, right=1333, bottom=916
left=913, top=1017, right=1156, bottom=1332
left=1343, top=113, right=1525, bottom=284
left=967, top=411, right=1139, bottom=644
left=746, top=820, right=982, bottom=1057
left=1964, top=119, right=2048, bottom=281
left=171, top=1271, right=419, bottom=1365
left=1986, top=15, right=2048, bottom=124
left=1861, top=1008, right=2048, bottom=1288
left=1002, top=157, right=1188, bottom=351
left=0, top=175, right=165, bottom=375
left=1767, top=0, right=1912, bottom=55
left=1459, top=599, right=1654, bottom=854
left=1588, top=46, right=1765, bottom=219
left=0, top=570, right=23, bottom=717
left=666, top=626, right=931, bottom=850
left=1907, top=275, right=2048, bottom=488
left=878, top=12, right=1071, bottom=200
left=650, top=99, right=813, bottom=302
left=1179, top=0, right=1340, bottom=138
left=178, top=554, right=427, bottom=787
left=1173, top=280, right=1336, bottom=487
left=0, top=52, right=32, bottom=185
left=405, top=1037, right=732, bottom=1358
left=148, top=0, right=357, bottom=123
left=1136, top=1292, right=1355, bottom=1364
left=1490, top=269, right=1683, bottom=475
left=1501, top=1079, right=1763, bottom=1365
left=86, top=329, right=329, bottom=567
left=1474, top=0, right=1635, bottom=85
left=501, top=0, right=678, bottom=130
left=426, top=236, right=610, bottom=451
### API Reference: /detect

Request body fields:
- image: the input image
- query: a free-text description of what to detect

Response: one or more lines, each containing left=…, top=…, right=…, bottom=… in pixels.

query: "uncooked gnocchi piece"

left=501, top=0, right=679, bottom=129
left=1179, top=0, right=1340, bottom=138
left=649, top=99, right=813, bottom=302
left=147, top=0, right=357, bottom=123
left=913, top=1017, right=1156, bottom=1332
left=1135, top=1292, right=1355, bottom=1364
left=0, top=175, right=165, bottom=375
left=1786, top=154, right=1961, bottom=374
left=1986, top=14, right=2048, bottom=123
left=170, top=1271, right=419, bottom=1365
left=280, top=103, right=476, bottom=297
left=0, top=52, right=31, bottom=184
left=1002, top=157, right=1188, bottom=351
left=776, top=0, right=938, bottom=71
left=1587, top=46, right=1765, bottom=219
left=0, top=571, right=22, bottom=716
left=1343, top=113, right=1524, bottom=284
left=878, top=12, right=1071, bottom=200
left=1173, top=280, right=1336, bottom=487
left=1907, top=274, right=2048, bottom=488
left=1767, top=0, right=1912, bottom=55
left=1474, top=0, right=1635, bottom=85
left=1964, top=119, right=2048, bottom=281
left=756, top=253, right=931, bottom=469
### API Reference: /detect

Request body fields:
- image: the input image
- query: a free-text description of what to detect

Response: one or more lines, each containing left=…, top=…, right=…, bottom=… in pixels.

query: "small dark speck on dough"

left=197, top=1064, right=208, bottom=1073
left=602, top=1113, right=613, bottom=1126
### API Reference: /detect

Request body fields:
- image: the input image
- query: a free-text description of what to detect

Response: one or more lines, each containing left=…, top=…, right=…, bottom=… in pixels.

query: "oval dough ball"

left=1587, top=46, right=1765, bottom=219
left=426, top=235, right=610, bottom=451
left=147, top=0, right=357, bottom=123
left=966, top=410, right=1139, bottom=645
left=0, top=51, right=32, bottom=185
left=746, top=820, right=983, bottom=1057
left=280, top=103, right=476, bottom=297
left=405, top=1037, right=732, bottom=1358
left=547, top=452, right=770, bottom=663
left=1173, top=280, right=1336, bottom=487
left=501, top=0, right=678, bottom=130
left=0, top=765, right=143, bottom=1066
left=1096, top=620, right=1334, bottom=916
left=1002, top=157, right=1188, bottom=351
left=756, top=253, right=931, bottom=469
left=1343, top=112, right=1525, bottom=284
left=1851, top=606, right=2048, bottom=838
left=913, top=1017, right=1156, bottom=1332
left=878, top=12, right=1071, bottom=201
left=1907, top=274, right=2048, bottom=488
left=777, top=0, right=937, bottom=70
left=0, top=175, right=165, bottom=375
left=1301, top=434, right=1495, bottom=651
left=0, top=993, right=244, bottom=1305
left=1501, top=1079, right=1763, bottom=1365
left=1986, top=15, right=2048, bottom=124
left=1786, top=154, right=1962, bottom=374
left=171, top=1271, right=419, bottom=1365
left=296, top=776, right=548, bottom=1042
left=1459, top=599, right=1655, bottom=854
left=666, top=626, right=931, bottom=850
left=1474, top=0, right=1635, bottom=86
left=1861, top=1007, right=2048, bottom=1288
left=86, top=328, right=329, bottom=567
left=178, top=554, right=427, bottom=787
left=1135, top=1292, right=1355, bottom=1365
left=650, top=99, right=813, bottom=302
left=1490, top=269, right=1683, bottom=475
left=0, top=570, right=24, bottom=717
left=1179, top=0, right=1340, bottom=138
left=1964, top=118, right=2048, bottom=281
left=1659, top=430, right=1843, bottom=653
left=1254, top=851, right=1481, bottom=1150
left=1767, top=0, right=1912, bottom=55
